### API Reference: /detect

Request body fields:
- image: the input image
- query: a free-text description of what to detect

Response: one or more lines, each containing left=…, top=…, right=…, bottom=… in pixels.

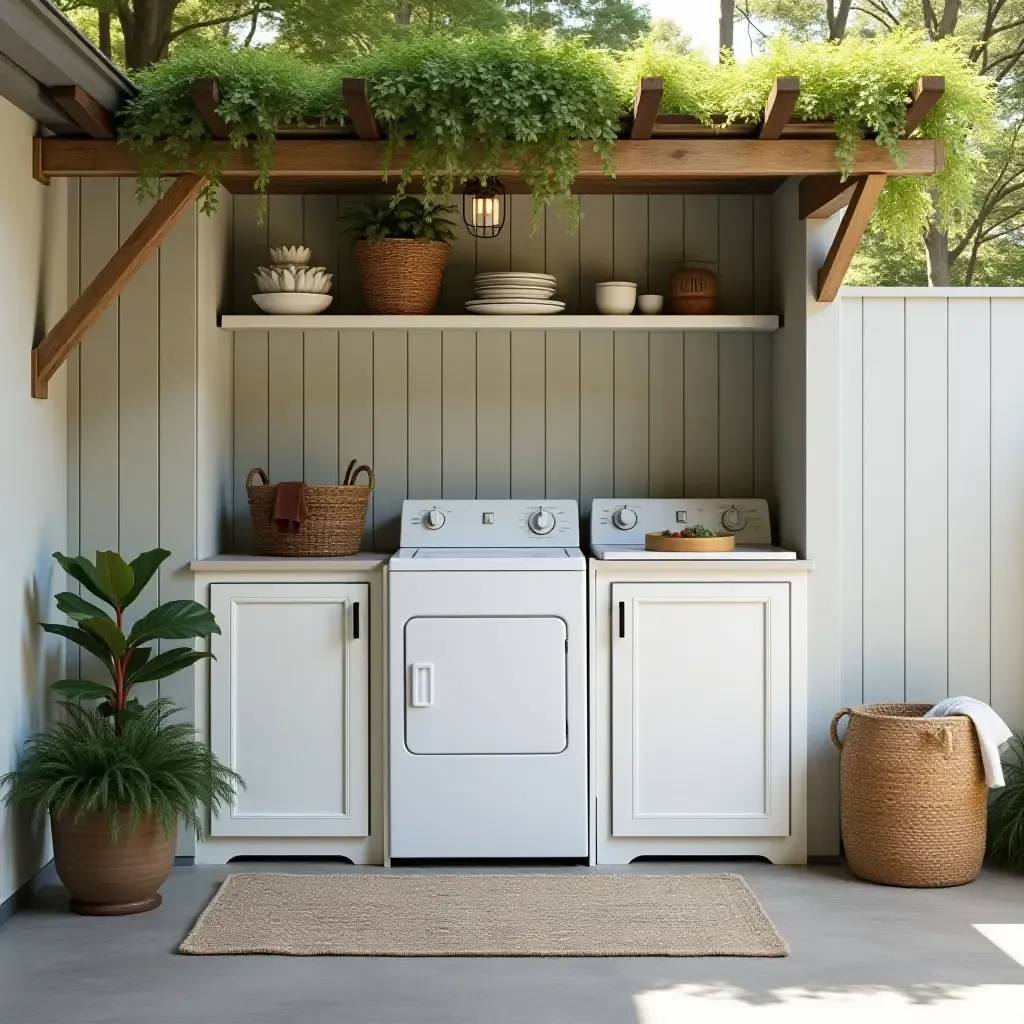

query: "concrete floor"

left=3, top=861, right=1024, bottom=1023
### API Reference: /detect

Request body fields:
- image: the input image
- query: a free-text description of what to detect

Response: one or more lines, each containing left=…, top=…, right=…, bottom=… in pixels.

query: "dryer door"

left=404, top=616, right=567, bottom=754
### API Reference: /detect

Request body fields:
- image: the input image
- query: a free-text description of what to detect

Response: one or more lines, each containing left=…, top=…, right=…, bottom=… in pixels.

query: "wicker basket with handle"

left=831, top=703, right=986, bottom=887
left=246, top=462, right=374, bottom=556
left=355, top=239, right=449, bottom=314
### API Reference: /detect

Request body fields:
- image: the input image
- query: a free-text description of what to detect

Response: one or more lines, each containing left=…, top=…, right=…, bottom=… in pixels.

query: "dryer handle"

left=411, top=663, right=434, bottom=707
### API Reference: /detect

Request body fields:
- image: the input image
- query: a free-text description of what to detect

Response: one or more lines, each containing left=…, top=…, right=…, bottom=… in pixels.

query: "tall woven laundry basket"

left=831, top=703, right=987, bottom=887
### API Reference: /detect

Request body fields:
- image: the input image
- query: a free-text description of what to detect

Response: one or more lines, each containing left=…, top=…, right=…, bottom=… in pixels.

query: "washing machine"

left=387, top=499, right=588, bottom=859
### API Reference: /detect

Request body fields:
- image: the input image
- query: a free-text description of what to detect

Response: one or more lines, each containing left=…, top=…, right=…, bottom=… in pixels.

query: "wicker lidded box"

left=246, top=463, right=374, bottom=556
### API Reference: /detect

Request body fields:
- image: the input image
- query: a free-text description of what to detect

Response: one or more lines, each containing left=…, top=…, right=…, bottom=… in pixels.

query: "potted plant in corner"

left=341, top=196, right=458, bottom=314
left=1, top=548, right=241, bottom=916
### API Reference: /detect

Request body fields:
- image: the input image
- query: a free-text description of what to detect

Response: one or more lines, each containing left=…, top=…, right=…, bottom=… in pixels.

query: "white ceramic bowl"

left=595, top=281, right=637, bottom=315
left=638, top=294, right=664, bottom=315
left=253, top=292, right=333, bottom=315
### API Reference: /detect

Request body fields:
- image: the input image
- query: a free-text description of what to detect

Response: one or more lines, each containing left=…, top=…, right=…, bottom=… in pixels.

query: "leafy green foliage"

left=988, top=733, right=1024, bottom=870
left=43, top=548, right=219, bottom=731
left=118, top=30, right=991, bottom=242
left=0, top=700, right=242, bottom=840
left=343, top=31, right=622, bottom=221
left=340, top=197, right=458, bottom=244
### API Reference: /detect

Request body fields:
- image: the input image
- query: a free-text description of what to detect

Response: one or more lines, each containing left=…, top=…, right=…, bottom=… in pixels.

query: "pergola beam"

left=34, top=137, right=944, bottom=187
left=816, top=174, right=887, bottom=302
left=760, top=77, right=800, bottom=140
left=31, top=173, right=208, bottom=399
left=904, top=76, right=945, bottom=137
left=191, top=78, right=232, bottom=140
left=629, top=77, right=663, bottom=140
left=48, top=85, right=115, bottom=140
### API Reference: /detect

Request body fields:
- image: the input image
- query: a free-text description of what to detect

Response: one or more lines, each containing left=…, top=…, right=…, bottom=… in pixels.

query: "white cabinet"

left=610, top=581, right=791, bottom=839
left=209, top=582, right=369, bottom=838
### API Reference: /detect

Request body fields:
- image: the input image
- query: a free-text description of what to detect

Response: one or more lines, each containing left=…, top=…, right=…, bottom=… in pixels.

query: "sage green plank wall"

left=66, top=181, right=233, bottom=859
left=838, top=292, right=1024, bottom=738
left=229, top=193, right=775, bottom=551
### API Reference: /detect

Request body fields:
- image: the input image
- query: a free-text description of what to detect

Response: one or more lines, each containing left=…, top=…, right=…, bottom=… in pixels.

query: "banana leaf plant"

left=43, top=548, right=219, bottom=733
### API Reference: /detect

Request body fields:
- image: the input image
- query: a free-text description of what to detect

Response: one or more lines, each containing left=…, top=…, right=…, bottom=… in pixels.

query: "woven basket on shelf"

left=355, top=239, right=449, bottom=314
left=670, top=266, right=718, bottom=314
left=831, top=703, right=986, bottom=888
left=246, top=464, right=373, bottom=557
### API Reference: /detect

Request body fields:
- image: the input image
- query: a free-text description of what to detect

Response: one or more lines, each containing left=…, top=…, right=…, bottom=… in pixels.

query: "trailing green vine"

left=118, top=31, right=993, bottom=242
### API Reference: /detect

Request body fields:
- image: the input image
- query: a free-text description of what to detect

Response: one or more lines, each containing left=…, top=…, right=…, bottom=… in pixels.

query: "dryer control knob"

left=424, top=508, right=445, bottom=530
left=721, top=506, right=747, bottom=532
left=612, top=507, right=638, bottom=530
left=529, top=509, right=555, bottom=535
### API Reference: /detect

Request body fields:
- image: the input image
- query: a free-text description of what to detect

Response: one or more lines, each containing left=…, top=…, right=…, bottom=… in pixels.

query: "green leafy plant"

left=42, top=548, right=220, bottom=733
left=988, top=733, right=1024, bottom=870
left=340, top=196, right=459, bottom=245
left=661, top=526, right=721, bottom=538
left=1, top=699, right=240, bottom=839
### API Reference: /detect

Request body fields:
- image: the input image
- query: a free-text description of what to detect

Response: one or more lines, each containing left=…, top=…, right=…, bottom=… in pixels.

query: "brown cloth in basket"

left=272, top=482, right=307, bottom=533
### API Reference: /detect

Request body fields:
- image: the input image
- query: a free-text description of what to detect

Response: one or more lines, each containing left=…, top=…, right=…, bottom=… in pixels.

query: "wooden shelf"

left=219, top=314, right=781, bottom=332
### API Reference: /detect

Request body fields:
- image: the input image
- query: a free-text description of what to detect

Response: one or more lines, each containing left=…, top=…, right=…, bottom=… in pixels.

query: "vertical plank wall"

left=65, top=179, right=232, bottom=753
left=230, top=193, right=775, bottom=550
left=839, top=293, right=1024, bottom=733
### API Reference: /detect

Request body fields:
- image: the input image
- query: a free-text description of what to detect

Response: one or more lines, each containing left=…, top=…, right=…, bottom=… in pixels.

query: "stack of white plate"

left=466, top=272, right=565, bottom=315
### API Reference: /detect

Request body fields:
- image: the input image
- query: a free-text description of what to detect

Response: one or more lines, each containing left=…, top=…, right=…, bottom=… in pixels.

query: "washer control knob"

left=721, top=506, right=747, bottom=532
left=424, top=508, right=445, bottom=530
left=529, top=509, right=555, bottom=535
left=612, top=507, right=638, bottom=531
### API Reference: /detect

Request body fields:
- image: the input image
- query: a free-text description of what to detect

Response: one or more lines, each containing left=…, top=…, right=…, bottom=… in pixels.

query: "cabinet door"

left=611, top=582, right=790, bottom=837
left=209, top=583, right=369, bottom=837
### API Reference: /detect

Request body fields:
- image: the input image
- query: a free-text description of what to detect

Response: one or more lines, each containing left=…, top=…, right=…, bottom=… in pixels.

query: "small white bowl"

left=595, top=281, right=637, bottom=315
left=638, top=294, right=664, bottom=315
left=253, top=292, right=332, bottom=315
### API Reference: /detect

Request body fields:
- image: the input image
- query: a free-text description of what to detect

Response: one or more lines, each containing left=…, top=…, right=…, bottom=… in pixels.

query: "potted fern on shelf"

left=340, top=196, right=458, bottom=315
left=0, top=548, right=241, bottom=916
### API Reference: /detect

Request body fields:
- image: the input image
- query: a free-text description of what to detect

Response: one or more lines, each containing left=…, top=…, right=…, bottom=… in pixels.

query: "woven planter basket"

left=831, top=703, right=987, bottom=887
left=246, top=464, right=373, bottom=557
left=355, top=239, right=449, bottom=314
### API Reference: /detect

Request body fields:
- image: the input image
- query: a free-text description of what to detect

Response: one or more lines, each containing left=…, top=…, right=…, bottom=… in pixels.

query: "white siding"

left=0, top=98, right=68, bottom=905
left=838, top=292, right=1024, bottom=733
left=227, top=193, right=776, bottom=550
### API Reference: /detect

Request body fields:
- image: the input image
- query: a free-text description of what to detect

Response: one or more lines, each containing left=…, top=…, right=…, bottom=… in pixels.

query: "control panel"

left=589, top=498, right=774, bottom=546
left=400, top=499, right=579, bottom=547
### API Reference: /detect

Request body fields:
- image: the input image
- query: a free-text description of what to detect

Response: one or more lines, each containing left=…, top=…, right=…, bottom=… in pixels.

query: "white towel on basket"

left=924, top=696, right=1013, bottom=788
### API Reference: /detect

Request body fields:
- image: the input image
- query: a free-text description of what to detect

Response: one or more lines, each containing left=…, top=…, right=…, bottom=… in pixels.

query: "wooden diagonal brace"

left=342, top=79, right=381, bottom=141
left=630, top=77, right=664, bottom=140
left=904, top=76, right=944, bottom=137
left=760, top=77, right=799, bottom=140
left=191, top=78, right=233, bottom=139
left=799, top=173, right=859, bottom=220
left=816, top=174, right=887, bottom=302
left=31, top=173, right=207, bottom=399
left=49, top=85, right=115, bottom=140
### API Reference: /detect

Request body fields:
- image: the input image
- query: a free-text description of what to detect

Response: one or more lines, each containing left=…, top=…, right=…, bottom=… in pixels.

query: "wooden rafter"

left=31, top=173, right=207, bottom=399
left=342, top=78, right=381, bottom=141
left=34, top=137, right=944, bottom=191
left=629, top=77, right=663, bottom=140
left=191, top=78, right=232, bottom=140
left=759, top=77, right=800, bottom=140
left=799, top=173, right=858, bottom=219
left=816, top=174, right=887, bottom=302
left=48, top=85, right=115, bottom=140
left=904, top=76, right=945, bottom=137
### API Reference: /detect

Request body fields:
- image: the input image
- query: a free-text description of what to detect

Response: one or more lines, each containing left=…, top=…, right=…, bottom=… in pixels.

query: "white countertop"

left=190, top=553, right=389, bottom=572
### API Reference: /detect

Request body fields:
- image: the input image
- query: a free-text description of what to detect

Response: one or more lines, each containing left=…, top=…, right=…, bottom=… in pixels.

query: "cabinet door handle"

left=618, top=601, right=625, bottom=639
left=411, top=663, right=434, bottom=707
left=352, top=601, right=360, bottom=640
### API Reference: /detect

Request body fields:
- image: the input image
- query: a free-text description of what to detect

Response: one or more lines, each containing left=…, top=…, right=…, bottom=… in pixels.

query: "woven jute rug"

left=179, top=872, right=788, bottom=957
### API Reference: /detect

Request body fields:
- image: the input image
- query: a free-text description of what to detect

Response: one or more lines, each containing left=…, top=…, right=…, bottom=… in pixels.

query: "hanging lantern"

left=463, top=178, right=506, bottom=239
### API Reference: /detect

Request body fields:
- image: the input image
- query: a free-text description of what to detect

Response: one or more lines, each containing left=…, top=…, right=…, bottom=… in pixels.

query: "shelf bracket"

left=31, top=173, right=208, bottom=398
left=629, top=77, right=663, bottom=140
left=816, top=174, right=887, bottom=302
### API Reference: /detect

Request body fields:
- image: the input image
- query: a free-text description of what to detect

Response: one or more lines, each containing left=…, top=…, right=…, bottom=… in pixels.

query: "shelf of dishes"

left=219, top=314, right=781, bottom=331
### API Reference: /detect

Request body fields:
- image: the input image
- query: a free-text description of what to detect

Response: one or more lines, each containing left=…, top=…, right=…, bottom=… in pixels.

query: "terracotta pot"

left=51, top=810, right=175, bottom=915
left=354, top=239, right=449, bottom=314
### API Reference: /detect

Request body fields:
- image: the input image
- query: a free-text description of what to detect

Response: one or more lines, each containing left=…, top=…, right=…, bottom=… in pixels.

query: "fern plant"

left=340, top=197, right=458, bottom=245
left=988, top=733, right=1024, bottom=870
left=0, top=547, right=241, bottom=838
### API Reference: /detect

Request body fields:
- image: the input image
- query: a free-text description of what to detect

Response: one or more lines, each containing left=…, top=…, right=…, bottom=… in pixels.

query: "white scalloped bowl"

left=253, top=293, right=333, bottom=315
